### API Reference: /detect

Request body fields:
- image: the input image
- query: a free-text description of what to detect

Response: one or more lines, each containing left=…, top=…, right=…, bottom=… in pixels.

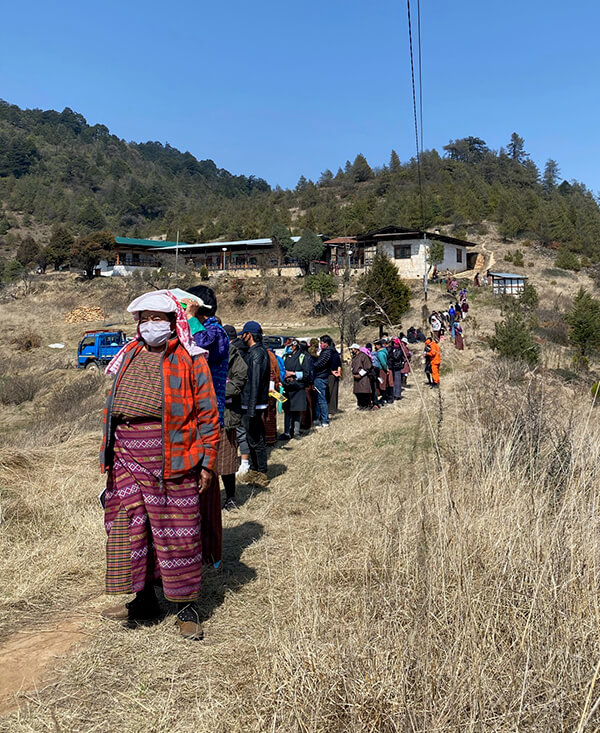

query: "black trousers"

left=242, top=411, right=267, bottom=474
left=328, top=374, right=340, bottom=412
left=356, top=393, right=371, bottom=408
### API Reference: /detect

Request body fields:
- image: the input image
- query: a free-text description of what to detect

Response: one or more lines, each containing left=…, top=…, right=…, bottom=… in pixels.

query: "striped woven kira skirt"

left=104, top=420, right=203, bottom=602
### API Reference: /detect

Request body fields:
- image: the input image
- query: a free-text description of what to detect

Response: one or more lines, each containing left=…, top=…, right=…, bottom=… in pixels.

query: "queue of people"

left=350, top=334, right=415, bottom=409
left=98, top=283, right=470, bottom=641
left=98, top=287, right=348, bottom=640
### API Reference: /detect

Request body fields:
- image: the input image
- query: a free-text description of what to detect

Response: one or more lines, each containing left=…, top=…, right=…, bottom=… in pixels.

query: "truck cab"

left=77, top=330, right=128, bottom=370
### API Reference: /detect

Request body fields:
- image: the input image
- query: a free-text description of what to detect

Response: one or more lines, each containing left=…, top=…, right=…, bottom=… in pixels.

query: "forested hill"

left=0, top=100, right=270, bottom=241
left=1, top=100, right=600, bottom=263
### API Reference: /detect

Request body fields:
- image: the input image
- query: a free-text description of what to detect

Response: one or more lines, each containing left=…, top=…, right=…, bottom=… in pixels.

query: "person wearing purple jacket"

left=183, top=285, right=230, bottom=561
left=183, top=286, right=229, bottom=427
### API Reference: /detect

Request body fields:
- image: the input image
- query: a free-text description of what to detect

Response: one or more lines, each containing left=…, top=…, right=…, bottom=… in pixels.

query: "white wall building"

left=357, top=226, right=479, bottom=279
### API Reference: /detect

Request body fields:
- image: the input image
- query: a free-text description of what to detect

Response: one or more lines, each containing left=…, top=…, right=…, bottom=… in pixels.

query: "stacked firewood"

left=64, top=306, right=105, bottom=323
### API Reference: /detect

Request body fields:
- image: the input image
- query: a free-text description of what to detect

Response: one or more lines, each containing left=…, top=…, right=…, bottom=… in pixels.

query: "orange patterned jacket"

left=100, top=337, right=220, bottom=478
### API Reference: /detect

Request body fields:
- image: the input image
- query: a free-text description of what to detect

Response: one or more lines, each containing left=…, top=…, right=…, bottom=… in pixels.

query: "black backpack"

left=390, top=347, right=405, bottom=371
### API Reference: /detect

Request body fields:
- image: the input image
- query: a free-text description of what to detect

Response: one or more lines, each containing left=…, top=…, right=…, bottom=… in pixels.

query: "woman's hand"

left=199, top=467, right=214, bottom=494
left=182, top=299, right=199, bottom=319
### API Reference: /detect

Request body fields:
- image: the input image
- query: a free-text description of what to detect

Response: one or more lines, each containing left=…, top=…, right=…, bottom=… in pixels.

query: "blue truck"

left=76, top=330, right=129, bottom=370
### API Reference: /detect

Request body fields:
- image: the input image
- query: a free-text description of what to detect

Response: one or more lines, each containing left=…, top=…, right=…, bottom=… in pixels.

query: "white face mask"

left=139, top=320, right=172, bottom=347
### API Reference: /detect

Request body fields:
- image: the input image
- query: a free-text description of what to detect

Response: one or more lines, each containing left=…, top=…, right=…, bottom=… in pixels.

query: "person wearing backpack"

left=389, top=338, right=406, bottom=400
left=281, top=339, right=311, bottom=439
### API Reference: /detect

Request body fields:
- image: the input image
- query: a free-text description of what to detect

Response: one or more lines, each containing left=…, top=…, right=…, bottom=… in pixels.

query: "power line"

left=417, top=0, right=424, bottom=155
left=406, top=0, right=425, bottom=231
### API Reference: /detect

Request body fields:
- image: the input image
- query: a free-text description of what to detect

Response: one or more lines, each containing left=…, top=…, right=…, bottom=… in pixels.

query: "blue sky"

left=2, top=0, right=599, bottom=193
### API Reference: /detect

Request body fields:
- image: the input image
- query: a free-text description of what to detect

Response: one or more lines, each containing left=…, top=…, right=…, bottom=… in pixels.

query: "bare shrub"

left=10, top=330, right=41, bottom=351
left=536, top=308, right=569, bottom=345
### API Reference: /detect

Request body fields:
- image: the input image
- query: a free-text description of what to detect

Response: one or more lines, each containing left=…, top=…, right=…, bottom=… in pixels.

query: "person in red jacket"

left=99, top=290, right=220, bottom=641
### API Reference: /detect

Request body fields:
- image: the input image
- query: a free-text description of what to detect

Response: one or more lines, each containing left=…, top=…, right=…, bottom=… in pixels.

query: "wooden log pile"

left=64, top=306, right=106, bottom=323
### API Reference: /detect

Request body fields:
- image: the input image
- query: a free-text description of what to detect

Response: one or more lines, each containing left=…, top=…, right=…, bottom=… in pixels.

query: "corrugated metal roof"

left=489, top=272, right=528, bottom=279
left=161, top=236, right=301, bottom=251
left=356, top=226, right=478, bottom=247
left=115, top=237, right=184, bottom=248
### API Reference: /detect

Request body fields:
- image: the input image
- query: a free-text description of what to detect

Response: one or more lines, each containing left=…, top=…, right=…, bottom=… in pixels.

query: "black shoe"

left=223, top=497, right=238, bottom=511
left=278, top=433, right=291, bottom=441
left=121, top=592, right=161, bottom=628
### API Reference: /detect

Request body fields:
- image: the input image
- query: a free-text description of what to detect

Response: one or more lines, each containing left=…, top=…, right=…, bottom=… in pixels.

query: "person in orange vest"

left=424, top=338, right=441, bottom=388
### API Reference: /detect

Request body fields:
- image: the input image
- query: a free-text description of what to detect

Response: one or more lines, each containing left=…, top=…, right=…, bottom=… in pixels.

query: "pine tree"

left=303, top=272, right=337, bottom=311
left=295, top=175, right=308, bottom=193
left=507, top=132, right=528, bottom=163
left=16, top=236, right=41, bottom=268
left=318, top=169, right=334, bottom=187
left=271, top=222, right=294, bottom=274
left=357, top=251, right=411, bottom=335
left=46, top=225, right=74, bottom=268
left=543, top=159, right=560, bottom=192
left=351, top=154, right=373, bottom=183
left=555, top=247, right=581, bottom=271
left=77, top=199, right=106, bottom=232
left=488, top=310, right=540, bottom=365
left=179, top=224, right=199, bottom=243
left=291, top=229, right=324, bottom=274
left=389, top=150, right=401, bottom=173
left=564, top=288, right=600, bottom=357
left=70, top=229, right=114, bottom=279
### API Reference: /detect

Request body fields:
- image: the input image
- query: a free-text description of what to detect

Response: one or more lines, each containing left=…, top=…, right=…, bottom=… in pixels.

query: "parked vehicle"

left=77, top=330, right=128, bottom=370
left=263, top=335, right=289, bottom=358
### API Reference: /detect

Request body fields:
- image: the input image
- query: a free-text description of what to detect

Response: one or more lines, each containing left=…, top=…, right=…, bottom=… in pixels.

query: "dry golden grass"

left=1, top=254, right=600, bottom=730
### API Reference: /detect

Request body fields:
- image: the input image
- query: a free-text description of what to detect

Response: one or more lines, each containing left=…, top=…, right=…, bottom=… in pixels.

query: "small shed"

left=489, top=272, right=527, bottom=296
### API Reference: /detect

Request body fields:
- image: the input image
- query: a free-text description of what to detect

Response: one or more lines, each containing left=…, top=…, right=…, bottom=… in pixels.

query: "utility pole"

left=423, top=231, right=428, bottom=302
left=175, top=229, right=180, bottom=277
left=339, top=244, right=352, bottom=361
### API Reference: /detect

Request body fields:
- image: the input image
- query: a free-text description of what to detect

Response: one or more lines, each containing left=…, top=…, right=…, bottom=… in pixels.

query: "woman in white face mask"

left=99, top=290, right=221, bottom=641
left=138, top=310, right=175, bottom=349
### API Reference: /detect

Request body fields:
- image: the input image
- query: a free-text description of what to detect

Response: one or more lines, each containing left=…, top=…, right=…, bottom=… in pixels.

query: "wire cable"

left=406, top=0, right=425, bottom=230
left=417, top=0, right=424, bottom=155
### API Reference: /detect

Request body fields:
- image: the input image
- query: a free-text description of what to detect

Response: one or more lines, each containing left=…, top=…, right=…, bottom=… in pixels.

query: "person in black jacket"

left=313, top=334, right=333, bottom=428
left=299, top=341, right=315, bottom=431
left=281, top=339, right=311, bottom=439
left=328, top=341, right=342, bottom=415
left=220, top=325, right=248, bottom=510
left=238, top=321, right=270, bottom=487
left=389, top=337, right=406, bottom=401
left=230, top=329, right=251, bottom=478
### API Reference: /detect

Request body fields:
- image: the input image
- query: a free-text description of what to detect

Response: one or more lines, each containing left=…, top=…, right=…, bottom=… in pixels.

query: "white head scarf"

left=104, top=289, right=205, bottom=375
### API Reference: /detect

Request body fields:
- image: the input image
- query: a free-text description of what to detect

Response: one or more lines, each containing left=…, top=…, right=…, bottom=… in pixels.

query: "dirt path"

left=477, top=238, right=496, bottom=271
left=0, top=618, right=90, bottom=714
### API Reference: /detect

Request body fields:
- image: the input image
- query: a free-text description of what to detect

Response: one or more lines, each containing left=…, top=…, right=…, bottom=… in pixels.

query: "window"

left=394, top=245, right=411, bottom=260
left=456, top=248, right=463, bottom=263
